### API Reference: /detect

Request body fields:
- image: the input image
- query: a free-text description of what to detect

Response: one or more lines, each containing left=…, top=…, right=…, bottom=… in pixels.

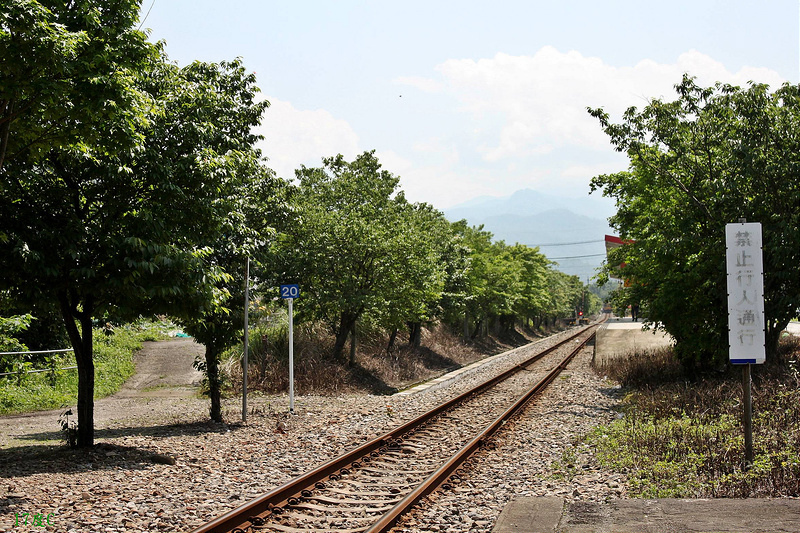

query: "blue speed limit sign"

left=280, top=284, right=300, bottom=299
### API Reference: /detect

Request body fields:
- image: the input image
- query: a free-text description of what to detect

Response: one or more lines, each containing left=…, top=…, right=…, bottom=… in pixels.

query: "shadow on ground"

left=0, top=420, right=239, bottom=478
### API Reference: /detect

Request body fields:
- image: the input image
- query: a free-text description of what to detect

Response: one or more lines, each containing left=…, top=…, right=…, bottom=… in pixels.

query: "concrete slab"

left=492, top=497, right=564, bottom=533
left=594, top=317, right=673, bottom=366
left=492, top=498, right=800, bottom=533
left=394, top=336, right=555, bottom=396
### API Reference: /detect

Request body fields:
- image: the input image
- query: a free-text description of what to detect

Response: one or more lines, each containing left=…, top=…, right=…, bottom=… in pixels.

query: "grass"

left=586, top=335, right=800, bottom=498
left=0, top=318, right=171, bottom=415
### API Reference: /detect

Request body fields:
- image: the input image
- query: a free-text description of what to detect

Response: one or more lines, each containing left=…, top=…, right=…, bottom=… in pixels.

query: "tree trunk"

left=766, top=318, right=786, bottom=358
left=386, top=328, right=398, bottom=353
left=58, top=291, right=95, bottom=448
left=463, top=311, right=470, bottom=342
left=349, top=323, right=357, bottom=366
left=332, top=313, right=357, bottom=364
left=205, top=345, right=222, bottom=422
left=408, top=322, right=421, bottom=348
left=471, top=319, right=482, bottom=339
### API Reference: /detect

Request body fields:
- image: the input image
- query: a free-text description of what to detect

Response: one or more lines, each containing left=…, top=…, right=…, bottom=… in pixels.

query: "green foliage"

left=450, top=222, right=583, bottom=335
left=0, top=313, right=32, bottom=355
left=590, top=76, right=800, bottom=369
left=280, top=151, right=450, bottom=361
left=168, top=59, right=285, bottom=422
left=0, top=320, right=167, bottom=415
left=1, top=0, right=279, bottom=437
left=0, top=0, right=157, bottom=168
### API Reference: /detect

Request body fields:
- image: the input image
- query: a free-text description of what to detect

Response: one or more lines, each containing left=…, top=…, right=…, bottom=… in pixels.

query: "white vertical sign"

left=725, top=222, right=765, bottom=364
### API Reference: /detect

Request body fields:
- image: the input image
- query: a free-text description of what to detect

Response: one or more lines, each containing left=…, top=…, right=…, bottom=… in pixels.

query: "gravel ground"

left=0, top=329, right=624, bottom=533
left=390, top=342, right=625, bottom=532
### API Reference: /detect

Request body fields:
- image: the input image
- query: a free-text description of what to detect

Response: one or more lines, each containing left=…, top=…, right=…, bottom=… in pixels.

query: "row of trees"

left=1, top=1, right=593, bottom=446
left=276, top=152, right=594, bottom=363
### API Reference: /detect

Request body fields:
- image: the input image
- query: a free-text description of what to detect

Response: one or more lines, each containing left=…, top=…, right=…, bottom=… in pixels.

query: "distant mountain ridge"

left=443, top=189, right=616, bottom=281
left=445, top=188, right=616, bottom=222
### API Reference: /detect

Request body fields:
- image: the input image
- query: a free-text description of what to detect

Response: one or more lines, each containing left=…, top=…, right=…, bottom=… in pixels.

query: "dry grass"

left=588, top=334, right=800, bottom=498
left=225, top=321, right=557, bottom=395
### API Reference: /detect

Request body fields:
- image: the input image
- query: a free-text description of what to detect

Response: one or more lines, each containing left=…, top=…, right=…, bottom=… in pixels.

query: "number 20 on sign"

left=280, top=284, right=299, bottom=299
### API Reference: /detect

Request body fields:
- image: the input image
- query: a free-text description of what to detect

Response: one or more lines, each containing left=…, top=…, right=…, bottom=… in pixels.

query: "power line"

left=533, top=239, right=604, bottom=247
left=138, top=0, right=157, bottom=30
left=547, top=252, right=607, bottom=260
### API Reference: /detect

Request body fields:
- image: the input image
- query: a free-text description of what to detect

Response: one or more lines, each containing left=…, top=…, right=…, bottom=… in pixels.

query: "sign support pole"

left=242, top=257, right=250, bottom=422
left=288, top=297, right=295, bottom=413
left=743, top=363, right=753, bottom=467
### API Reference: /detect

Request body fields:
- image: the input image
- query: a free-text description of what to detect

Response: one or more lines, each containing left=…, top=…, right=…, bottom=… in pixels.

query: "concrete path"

left=492, top=497, right=800, bottom=533
left=593, top=317, right=672, bottom=366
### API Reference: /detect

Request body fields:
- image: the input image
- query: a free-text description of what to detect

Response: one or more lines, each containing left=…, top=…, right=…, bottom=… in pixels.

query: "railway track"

left=190, top=325, right=598, bottom=533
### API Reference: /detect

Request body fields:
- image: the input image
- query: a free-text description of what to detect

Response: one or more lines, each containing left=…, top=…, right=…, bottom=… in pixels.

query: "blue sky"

left=142, top=1, right=796, bottom=210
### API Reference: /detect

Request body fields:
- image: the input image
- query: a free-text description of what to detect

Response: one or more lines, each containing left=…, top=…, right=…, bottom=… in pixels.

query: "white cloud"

left=402, top=47, right=787, bottom=165
left=259, top=49, right=787, bottom=209
left=256, top=98, right=360, bottom=180
left=376, top=146, right=478, bottom=207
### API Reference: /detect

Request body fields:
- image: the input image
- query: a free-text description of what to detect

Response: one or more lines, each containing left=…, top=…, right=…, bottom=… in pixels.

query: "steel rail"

left=189, top=325, right=595, bottom=533
left=365, top=330, right=596, bottom=533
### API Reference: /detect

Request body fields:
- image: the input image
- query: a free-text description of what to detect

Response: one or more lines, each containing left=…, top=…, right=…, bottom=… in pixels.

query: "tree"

left=375, top=203, right=449, bottom=350
left=456, top=225, right=519, bottom=336
left=178, top=164, right=284, bottom=422
left=0, top=45, right=274, bottom=444
left=590, top=76, right=800, bottom=368
left=176, top=154, right=285, bottom=423
left=281, top=151, right=446, bottom=362
left=545, top=270, right=584, bottom=325
left=0, top=0, right=154, bottom=169
left=509, top=243, right=552, bottom=327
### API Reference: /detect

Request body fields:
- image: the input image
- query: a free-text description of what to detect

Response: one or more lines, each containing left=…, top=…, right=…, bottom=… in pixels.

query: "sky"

left=141, top=1, right=797, bottom=211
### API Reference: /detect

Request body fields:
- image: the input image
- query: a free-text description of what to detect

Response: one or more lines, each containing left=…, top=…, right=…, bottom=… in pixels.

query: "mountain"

left=443, top=189, right=616, bottom=281
left=445, top=188, right=616, bottom=222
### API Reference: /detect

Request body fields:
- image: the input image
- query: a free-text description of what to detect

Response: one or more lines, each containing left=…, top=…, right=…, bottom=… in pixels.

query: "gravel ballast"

left=0, top=330, right=623, bottom=532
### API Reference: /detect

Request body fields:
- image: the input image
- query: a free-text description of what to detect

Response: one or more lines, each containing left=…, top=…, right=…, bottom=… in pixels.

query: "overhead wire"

left=531, top=239, right=604, bottom=247
left=547, top=253, right=607, bottom=260
left=138, top=0, right=157, bottom=30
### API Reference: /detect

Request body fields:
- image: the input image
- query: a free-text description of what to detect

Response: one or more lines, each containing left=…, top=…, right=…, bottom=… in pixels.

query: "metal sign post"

left=725, top=220, right=765, bottom=467
left=280, top=284, right=299, bottom=412
left=242, top=257, right=250, bottom=422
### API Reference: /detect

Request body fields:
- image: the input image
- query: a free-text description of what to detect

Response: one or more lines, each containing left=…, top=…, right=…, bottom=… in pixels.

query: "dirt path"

left=0, top=338, right=207, bottom=448
left=116, top=337, right=204, bottom=398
